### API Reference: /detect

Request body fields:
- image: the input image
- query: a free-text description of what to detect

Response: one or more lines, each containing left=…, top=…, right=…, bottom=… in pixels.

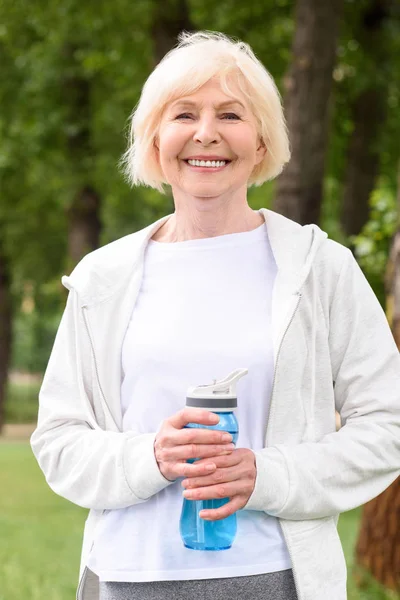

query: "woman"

left=31, top=31, right=400, bottom=600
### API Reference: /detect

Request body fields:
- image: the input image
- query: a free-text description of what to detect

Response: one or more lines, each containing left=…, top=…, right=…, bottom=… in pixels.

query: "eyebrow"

left=170, top=99, right=246, bottom=111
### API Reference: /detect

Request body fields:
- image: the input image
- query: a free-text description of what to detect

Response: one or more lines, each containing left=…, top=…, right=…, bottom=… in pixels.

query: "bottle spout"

left=188, top=369, right=248, bottom=399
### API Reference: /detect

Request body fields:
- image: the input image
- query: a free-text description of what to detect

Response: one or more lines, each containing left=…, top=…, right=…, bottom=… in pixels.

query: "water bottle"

left=179, top=368, right=248, bottom=551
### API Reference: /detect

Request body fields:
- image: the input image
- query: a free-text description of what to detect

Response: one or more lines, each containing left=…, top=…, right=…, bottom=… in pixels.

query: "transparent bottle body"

left=179, top=411, right=239, bottom=550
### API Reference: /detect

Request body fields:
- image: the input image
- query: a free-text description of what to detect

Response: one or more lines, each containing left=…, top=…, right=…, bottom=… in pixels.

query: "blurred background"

left=0, top=0, right=399, bottom=598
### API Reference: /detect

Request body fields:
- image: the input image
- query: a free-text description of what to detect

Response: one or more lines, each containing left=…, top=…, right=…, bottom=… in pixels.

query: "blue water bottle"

left=179, top=368, right=248, bottom=551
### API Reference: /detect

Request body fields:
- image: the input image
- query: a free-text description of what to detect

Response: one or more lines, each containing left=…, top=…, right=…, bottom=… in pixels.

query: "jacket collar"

left=62, top=208, right=328, bottom=306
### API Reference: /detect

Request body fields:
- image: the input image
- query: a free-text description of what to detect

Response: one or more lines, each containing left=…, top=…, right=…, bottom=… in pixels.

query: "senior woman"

left=31, top=31, right=400, bottom=600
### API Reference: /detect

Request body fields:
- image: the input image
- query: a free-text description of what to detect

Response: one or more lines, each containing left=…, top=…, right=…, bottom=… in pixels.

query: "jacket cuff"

left=243, top=447, right=290, bottom=514
left=123, top=432, right=173, bottom=500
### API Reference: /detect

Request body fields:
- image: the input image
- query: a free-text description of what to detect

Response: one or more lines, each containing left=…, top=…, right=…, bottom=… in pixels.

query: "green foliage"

left=11, top=309, right=60, bottom=374
left=1, top=0, right=399, bottom=374
left=350, top=182, right=397, bottom=307
left=327, top=0, right=400, bottom=245
left=4, top=381, right=41, bottom=424
left=189, top=0, right=293, bottom=81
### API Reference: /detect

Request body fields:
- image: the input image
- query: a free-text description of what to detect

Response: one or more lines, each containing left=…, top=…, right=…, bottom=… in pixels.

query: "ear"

left=255, top=138, right=267, bottom=165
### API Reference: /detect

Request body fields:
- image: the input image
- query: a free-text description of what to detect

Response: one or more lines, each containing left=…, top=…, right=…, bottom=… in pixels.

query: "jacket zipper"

left=266, top=291, right=303, bottom=600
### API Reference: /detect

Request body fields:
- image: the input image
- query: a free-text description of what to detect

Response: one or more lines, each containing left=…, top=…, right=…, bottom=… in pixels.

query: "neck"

left=153, top=193, right=265, bottom=242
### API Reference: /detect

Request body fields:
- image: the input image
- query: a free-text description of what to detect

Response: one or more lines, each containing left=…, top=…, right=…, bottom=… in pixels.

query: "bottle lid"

left=186, top=369, right=248, bottom=411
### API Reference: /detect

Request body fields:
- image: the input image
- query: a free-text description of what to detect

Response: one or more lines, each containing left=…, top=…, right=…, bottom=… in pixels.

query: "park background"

left=0, top=0, right=399, bottom=598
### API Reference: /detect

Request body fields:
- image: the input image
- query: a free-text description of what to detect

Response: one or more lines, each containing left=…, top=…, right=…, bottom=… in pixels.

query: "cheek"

left=158, top=126, right=186, bottom=160
left=229, top=131, right=258, bottom=161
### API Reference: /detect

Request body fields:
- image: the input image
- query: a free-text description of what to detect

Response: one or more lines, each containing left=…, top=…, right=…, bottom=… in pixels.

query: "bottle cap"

left=186, top=369, right=248, bottom=411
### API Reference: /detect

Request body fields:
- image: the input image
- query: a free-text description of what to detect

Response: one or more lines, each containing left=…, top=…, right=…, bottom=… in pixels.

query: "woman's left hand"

left=181, top=448, right=257, bottom=521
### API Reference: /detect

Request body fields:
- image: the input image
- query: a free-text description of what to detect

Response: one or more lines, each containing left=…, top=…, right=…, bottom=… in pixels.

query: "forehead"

left=167, top=77, right=248, bottom=111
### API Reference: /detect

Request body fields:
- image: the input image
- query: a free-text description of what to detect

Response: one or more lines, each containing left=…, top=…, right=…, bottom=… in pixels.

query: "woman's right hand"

left=154, top=408, right=235, bottom=482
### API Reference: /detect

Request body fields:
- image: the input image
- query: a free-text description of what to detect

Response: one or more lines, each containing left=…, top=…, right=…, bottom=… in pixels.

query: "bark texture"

left=67, top=185, right=102, bottom=266
left=340, top=89, right=386, bottom=237
left=0, top=239, right=12, bottom=434
left=151, top=0, right=194, bottom=64
left=354, top=481, right=400, bottom=592
left=340, top=0, right=390, bottom=238
left=273, top=0, right=343, bottom=225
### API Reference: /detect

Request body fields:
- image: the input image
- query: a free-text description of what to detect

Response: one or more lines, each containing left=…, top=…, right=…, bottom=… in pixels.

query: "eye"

left=175, top=113, right=193, bottom=120
left=222, top=113, right=241, bottom=120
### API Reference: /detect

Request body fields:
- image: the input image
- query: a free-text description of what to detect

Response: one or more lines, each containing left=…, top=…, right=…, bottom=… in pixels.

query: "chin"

left=184, top=185, right=229, bottom=198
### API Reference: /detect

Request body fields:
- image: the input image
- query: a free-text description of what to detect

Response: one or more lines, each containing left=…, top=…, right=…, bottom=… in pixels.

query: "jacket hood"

left=61, top=208, right=328, bottom=306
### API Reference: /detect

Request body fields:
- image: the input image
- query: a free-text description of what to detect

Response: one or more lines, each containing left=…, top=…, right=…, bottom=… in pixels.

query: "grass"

left=0, top=442, right=87, bottom=600
left=0, top=442, right=398, bottom=600
left=340, top=510, right=399, bottom=600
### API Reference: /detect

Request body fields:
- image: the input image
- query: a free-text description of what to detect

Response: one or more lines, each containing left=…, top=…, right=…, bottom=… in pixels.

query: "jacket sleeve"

left=30, top=287, right=173, bottom=511
left=244, top=249, right=400, bottom=519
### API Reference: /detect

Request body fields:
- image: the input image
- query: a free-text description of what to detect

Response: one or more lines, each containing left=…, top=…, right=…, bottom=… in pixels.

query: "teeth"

left=187, top=159, right=227, bottom=168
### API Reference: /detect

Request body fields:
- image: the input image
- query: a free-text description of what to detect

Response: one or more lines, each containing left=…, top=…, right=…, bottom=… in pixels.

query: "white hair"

left=120, top=30, right=291, bottom=194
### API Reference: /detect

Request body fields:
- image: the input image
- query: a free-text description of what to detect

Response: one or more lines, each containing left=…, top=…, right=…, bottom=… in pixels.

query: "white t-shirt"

left=87, top=222, right=292, bottom=582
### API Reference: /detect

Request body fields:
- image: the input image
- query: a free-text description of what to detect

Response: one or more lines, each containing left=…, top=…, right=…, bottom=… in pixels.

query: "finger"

left=174, top=460, right=217, bottom=479
left=182, top=465, right=239, bottom=489
left=199, top=497, right=245, bottom=521
left=168, top=427, right=233, bottom=446
left=194, top=451, right=242, bottom=470
left=169, top=408, right=219, bottom=429
left=183, top=480, right=247, bottom=501
left=158, top=443, right=235, bottom=462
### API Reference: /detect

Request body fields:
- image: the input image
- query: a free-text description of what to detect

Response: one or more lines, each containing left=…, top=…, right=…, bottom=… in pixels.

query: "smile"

left=183, top=159, right=231, bottom=171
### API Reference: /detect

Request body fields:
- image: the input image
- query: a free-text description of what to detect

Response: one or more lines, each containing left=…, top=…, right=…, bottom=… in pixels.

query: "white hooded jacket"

left=30, top=208, right=400, bottom=600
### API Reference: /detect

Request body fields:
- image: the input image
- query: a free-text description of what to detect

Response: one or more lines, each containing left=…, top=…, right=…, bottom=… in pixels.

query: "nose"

left=193, top=114, right=221, bottom=146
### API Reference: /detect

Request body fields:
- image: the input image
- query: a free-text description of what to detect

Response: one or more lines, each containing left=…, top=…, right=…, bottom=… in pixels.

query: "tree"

left=0, top=232, right=13, bottom=432
left=152, top=0, right=194, bottom=64
left=273, top=0, right=344, bottom=225
left=340, top=0, right=392, bottom=240
left=353, top=159, right=400, bottom=594
left=0, top=0, right=163, bottom=429
left=62, top=40, right=103, bottom=268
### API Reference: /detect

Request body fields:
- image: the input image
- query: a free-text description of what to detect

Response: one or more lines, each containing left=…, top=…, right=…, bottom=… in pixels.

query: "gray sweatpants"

left=99, top=569, right=298, bottom=599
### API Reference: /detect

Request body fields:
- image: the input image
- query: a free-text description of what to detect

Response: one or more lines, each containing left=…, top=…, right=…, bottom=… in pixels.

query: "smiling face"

left=155, top=76, right=266, bottom=201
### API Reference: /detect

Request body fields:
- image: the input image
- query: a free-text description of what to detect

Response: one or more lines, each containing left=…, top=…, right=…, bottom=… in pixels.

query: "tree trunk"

left=273, top=0, right=343, bottom=225
left=340, top=0, right=390, bottom=238
left=0, top=237, right=13, bottom=435
left=353, top=160, right=400, bottom=593
left=340, top=89, right=386, bottom=238
left=67, top=185, right=102, bottom=267
left=354, top=481, right=400, bottom=592
left=151, top=0, right=194, bottom=64
left=63, top=43, right=102, bottom=267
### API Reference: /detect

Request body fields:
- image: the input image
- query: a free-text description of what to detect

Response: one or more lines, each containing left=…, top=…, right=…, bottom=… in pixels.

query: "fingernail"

left=222, top=434, right=232, bottom=442
left=206, top=464, right=215, bottom=471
